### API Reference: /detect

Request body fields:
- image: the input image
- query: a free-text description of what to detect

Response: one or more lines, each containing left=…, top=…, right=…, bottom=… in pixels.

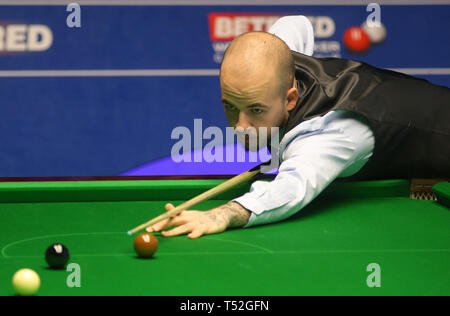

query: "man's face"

left=220, top=71, right=288, bottom=151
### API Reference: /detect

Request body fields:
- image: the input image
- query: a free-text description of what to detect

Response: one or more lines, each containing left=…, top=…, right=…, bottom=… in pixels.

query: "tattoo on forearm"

left=218, top=202, right=251, bottom=228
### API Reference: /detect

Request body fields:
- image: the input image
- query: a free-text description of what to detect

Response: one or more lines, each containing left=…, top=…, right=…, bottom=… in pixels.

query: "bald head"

left=220, top=32, right=295, bottom=99
left=220, top=32, right=299, bottom=138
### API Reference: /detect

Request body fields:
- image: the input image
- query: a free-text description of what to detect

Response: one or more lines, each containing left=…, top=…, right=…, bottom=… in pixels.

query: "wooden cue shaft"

left=127, top=165, right=264, bottom=235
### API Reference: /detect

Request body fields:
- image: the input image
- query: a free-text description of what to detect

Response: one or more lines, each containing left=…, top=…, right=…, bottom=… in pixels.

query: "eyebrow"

left=222, top=99, right=268, bottom=108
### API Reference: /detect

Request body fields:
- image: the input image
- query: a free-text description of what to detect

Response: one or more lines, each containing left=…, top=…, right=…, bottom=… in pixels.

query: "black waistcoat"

left=283, top=52, right=450, bottom=180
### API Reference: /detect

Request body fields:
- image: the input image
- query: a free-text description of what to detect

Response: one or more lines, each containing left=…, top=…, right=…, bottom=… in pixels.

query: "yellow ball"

left=12, top=269, right=41, bottom=296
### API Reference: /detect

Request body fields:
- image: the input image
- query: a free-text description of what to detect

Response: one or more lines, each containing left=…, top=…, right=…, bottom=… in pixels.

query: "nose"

left=235, top=112, right=252, bottom=130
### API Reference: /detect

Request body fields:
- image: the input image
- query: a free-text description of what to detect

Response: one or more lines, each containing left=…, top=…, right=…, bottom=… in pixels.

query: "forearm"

left=212, top=201, right=251, bottom=229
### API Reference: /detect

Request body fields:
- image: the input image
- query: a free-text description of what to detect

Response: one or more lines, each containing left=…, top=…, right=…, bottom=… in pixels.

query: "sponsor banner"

left=208, top=12, right=340, bottom=63
left=0, top=5, right=448, bottom=69
left=0, top=23, right=53, bottom=54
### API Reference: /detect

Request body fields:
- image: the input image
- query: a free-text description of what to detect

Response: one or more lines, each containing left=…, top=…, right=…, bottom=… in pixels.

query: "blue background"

left=0, top=4, right=449, bottom=177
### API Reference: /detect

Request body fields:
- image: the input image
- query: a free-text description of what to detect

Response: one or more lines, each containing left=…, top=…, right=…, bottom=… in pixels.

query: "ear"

left=285, top=87, right=298, bottom=112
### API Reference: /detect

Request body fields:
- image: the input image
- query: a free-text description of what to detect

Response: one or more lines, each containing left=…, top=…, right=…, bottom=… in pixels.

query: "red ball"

left=343, top=26, right=371, bottom=53
left=134, top=233, right=158, bottom=258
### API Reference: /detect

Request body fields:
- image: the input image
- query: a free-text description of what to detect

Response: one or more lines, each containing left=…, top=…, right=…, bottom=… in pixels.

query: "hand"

left=146, top=203, right=230, bottom=239
left=146, top=202, right=251, bottom=239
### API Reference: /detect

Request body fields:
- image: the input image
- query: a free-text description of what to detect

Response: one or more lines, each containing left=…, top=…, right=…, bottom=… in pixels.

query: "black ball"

left=45, top=244, right=70, bottom=270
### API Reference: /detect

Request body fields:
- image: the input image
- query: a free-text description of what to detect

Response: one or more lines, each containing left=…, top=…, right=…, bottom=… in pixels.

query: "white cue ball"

left=12, top=269, right=41, bottom=296
left=361, top=21, right=387, bottom=44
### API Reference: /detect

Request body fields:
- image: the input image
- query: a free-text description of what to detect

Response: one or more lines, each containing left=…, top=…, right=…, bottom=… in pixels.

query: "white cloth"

left=268, top=15, right=315, bottom=56
left=233, top=110, right=375, bottom=227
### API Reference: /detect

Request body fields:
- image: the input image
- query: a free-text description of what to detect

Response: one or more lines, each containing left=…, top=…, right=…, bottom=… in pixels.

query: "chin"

left=244, top=142, right=260, bottom=152
left=236, top=130, right=273, bottom=152
left=236, top=137, right=259, bottom=152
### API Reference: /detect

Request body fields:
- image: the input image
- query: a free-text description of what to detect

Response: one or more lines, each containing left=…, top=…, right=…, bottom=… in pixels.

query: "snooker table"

left=0, top=176, right=449, bottom=296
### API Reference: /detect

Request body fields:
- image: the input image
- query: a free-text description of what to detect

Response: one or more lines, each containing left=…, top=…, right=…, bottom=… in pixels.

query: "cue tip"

left=127, top=231, right=133, bottom=236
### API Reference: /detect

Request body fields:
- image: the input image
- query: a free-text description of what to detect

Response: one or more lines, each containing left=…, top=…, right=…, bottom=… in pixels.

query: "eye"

left=224, top=103, right=238, bottom=112
left=251, top=108, right=264, bottom=114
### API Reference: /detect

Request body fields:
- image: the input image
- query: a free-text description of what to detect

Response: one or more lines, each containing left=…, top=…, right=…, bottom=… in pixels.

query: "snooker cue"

left=127, top=162, right=268, bottom=236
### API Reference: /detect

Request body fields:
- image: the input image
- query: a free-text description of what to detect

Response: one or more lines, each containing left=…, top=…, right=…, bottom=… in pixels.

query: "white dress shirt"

left=233, top=110, right=375, bottom=227
left=268, top=15, right=315, bottom=56
left=231, top=16, right=374, bottom=227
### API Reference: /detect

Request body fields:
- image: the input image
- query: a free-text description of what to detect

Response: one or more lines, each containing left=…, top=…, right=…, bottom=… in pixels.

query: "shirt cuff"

left=232, top=194, right=270, bottom=228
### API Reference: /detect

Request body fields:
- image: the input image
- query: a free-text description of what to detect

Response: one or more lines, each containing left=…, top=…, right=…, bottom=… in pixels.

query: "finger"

left=188, top=229, right=204, bottom=239
left=147, top=203, right=178, bottom=232
left=165, top=203, right=175, bottom=211
left=148, top=218, right=171, bottom=232
left=156, top=213, right=191, bottom=231
left=161, top=224, right=193, bottom=237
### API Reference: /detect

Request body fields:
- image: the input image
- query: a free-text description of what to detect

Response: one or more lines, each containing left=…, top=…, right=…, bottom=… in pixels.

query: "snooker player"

left=147, top=16, right=450, bottom=239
